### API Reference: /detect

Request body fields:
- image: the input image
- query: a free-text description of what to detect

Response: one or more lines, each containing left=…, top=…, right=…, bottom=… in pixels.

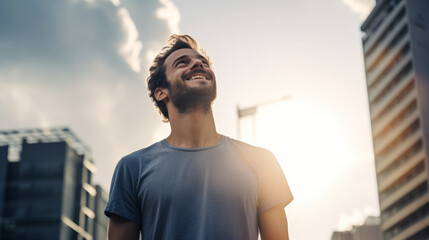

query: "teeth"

left=190, top=75, right=206, bottom=80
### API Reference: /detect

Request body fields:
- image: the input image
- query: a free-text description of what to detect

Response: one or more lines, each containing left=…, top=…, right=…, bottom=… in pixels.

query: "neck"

left=166, top=108, right=220, bottom=148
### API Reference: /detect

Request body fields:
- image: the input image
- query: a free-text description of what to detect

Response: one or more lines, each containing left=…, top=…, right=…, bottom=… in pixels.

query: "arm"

left=108, top=213, right=140, bottom=240
left=258, top=205, right=290, bottom=240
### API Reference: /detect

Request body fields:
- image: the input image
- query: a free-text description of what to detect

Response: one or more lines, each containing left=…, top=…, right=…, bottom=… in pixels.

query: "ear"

left=154, top=87, right=169, bottom=102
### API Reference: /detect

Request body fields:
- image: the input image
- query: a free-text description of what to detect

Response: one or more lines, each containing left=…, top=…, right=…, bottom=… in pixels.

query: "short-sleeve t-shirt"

left=105, top=135, right=293, bottom=240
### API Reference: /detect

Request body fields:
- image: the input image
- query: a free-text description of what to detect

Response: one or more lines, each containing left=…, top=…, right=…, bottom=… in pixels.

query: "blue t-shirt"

left=105, top=135, right=293, bottom=240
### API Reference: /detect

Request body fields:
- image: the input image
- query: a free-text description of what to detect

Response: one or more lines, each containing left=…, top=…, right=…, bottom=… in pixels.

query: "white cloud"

left=336, top=207, right=378, bottom=231
left=86, top=81, right=127, bottom=127
left=117, top=7, right=143, bottom=73
left=143, top=43, right=163, bottom=80
left=146, top=49, right=158, bottom=63
left=83, top=0, right=96, bottom=5
left=110, top=0, right=120, bottom=6
left=156, top=0, right=181, bottom=34
left=341, top=0, right=375, bottom=20
left=1, top=82, right=52, bottom=128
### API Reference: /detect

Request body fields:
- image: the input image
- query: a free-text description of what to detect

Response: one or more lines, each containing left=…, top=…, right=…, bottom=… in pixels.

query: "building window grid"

left=367, top=24, right=409, bottom=75
left=364, top=2, right=405, bottom=57
left=369, top=42, right=410, bottom=91
left=362, top=1, right=429, bottom=239
left=381, top=180, right=428, bottom=222
left=374, top=98, right=417, bottom=144
left=376, top=119, right=420, bottom=159
left=0, top=128, right=104, bottom=239
left=384, top=202, right=429, bottom=239
left=372, top=62, right=414, bottom=124
left=380, top=160, right=425, bottom=203
left=372, top=80, right=415, bottom=144
left=370, top=61, right=413, bottom=114
left=378, top=138, right=422, bottom=183
left=407, top=225, right=429, bottom=240
left=5, top=182, right=19, bottom=200
left=363, top=0, right=403, bottom=43
left=371, top=63, right=413, bottom=113
left=77, top=165, right=95, bottom=240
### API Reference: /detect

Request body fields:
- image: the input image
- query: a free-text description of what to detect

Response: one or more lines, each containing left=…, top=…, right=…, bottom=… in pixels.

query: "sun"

left=240, top=96, right=357, bottom=200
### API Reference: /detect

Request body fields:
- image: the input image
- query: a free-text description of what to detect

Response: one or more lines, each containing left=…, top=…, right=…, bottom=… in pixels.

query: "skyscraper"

left=0, top=127, right=108, bottom=240
left=361, top=0, right=429, bottom=239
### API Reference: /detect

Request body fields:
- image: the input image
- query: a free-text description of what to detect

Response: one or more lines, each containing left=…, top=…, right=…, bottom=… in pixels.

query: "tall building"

left=361, top=0, right=429, bottom=239
left=0, top=127, right=108, bottom=240
left=331, top=216, right=383, bottom=240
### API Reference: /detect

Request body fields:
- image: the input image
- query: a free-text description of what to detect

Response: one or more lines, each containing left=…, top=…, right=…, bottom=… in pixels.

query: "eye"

left=175, top=60, right=188, bottom=67
left=202, top=60, right=210, bottom=67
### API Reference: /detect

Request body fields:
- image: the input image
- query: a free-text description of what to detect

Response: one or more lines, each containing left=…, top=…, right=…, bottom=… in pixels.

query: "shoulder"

left=117, top=141, right=164, bottom=168
left=225, top=136, right=275, bottom=160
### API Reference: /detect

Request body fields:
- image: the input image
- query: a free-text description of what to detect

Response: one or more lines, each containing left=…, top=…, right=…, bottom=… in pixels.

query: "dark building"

left=0, top=127, right=108, bottom=240
left=361, top=0, right=429, bottom=239
left=93, top=185, right=108, bottom=240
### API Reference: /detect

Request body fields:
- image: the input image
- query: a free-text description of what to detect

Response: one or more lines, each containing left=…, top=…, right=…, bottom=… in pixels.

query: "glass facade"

left=0, top=128, right=108, bottom=240
left=362, top=0, right=429, bottom=239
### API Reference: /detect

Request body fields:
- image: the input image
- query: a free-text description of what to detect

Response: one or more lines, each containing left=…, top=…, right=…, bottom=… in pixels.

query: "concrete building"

left=351, top=216, right=383, bottom=240
left=331, top=216, right=382, bottom=240
left=331, top=231, right=352, bottom=240
left=0, top=127, right=108, bottom=240
left=361, top=0, right=429, bottom=239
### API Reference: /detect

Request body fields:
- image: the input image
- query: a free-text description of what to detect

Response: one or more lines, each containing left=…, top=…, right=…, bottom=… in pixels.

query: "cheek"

left=174, top=70, right=186, bottom=80
left=211, top=71, right=216, bottom=81
left=206, top=69, right=215, bottom=78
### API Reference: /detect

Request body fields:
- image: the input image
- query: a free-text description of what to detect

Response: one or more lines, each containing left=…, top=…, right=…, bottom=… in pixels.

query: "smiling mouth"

left=188, top=74, right=207, bottom=80
left=184, top=71, right=211, bottom=81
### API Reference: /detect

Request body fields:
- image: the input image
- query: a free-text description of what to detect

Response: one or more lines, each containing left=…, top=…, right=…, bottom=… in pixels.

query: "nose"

left=190, top=58, right=204, bottom=69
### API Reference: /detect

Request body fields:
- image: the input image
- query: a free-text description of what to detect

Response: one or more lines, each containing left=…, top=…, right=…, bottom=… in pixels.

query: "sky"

left=0, top=0, right=378, bottom=239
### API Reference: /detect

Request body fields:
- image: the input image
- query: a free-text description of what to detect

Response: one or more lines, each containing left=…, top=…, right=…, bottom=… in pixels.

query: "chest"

left=137, top=151, right=259, bottom=211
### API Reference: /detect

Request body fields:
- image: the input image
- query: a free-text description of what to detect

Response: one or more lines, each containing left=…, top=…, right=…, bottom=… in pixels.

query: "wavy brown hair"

left=147, top=34, right=212, bottom=121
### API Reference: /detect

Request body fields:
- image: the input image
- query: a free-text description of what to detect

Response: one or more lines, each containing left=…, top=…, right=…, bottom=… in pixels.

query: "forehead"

left=164, top=48, right=204, bottom=67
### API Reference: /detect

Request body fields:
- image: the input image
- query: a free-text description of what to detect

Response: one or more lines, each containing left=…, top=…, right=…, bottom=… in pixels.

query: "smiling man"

left=105, top=35, right=293, bottom=240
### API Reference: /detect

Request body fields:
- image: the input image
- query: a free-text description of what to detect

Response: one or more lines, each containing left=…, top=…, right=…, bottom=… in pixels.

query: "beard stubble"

left=168, top=79, right=217, bottom=115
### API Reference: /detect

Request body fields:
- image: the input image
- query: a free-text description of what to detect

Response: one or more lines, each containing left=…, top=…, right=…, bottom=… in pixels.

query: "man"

left=105, top=35, right=293, bottom=240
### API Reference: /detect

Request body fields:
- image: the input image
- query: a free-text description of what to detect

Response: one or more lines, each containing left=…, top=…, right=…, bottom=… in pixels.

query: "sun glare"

left=240, top=96, right=358, bottom=201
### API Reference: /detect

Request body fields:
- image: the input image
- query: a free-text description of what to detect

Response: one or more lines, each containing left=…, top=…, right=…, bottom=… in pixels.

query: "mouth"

left=184, top=70, right=211, bottom=81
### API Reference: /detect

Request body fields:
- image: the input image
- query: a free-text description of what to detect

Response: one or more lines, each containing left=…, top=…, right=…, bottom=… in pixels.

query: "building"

left=0, top=127, right=108, bottom=240
left=332, top=216, right=383, bottom=240
left=361, top=0, right=429, bottom=239
left=331, top=231, right=352, bottom=240
left=351, top=216, right=383, bottom=240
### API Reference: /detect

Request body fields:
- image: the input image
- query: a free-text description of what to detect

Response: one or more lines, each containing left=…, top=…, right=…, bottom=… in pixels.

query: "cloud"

left=140, top=0, right=181, bottom=78
left=82, top=0, right=96, bottom=5
left=0, top=0, right=134, bottom=75
left=110, top=0, right=120, bottom=6
left=0, top=0, right=170, bottom=188
left=2, top=82, right=50, bottom=127
left=341, top=0, right=375, bottom=20
left=156, top=0, right=181, bottom=34
left=146, top=48, right=161, bottom=66
left=85, top=81, right=127, bottom=127
left=117, top=7, right=143, bottom=73
left=336, top=207, right=378, bottom=231
left=0, top=64, right=159, bottom=187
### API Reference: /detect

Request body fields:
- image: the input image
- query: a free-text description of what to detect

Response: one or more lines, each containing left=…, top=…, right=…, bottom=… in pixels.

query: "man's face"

left=163, top=48, right=217, bottom=114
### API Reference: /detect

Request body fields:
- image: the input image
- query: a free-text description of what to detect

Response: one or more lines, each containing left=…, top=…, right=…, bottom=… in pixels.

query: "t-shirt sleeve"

left=257, top=150, right=293, bottom=214
left=104, top=156, right=140, bottom=223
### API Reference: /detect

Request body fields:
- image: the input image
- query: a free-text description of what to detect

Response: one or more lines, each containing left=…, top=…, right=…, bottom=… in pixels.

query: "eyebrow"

left=172, top=55, right=188, bottom=67
left=172, top=54, right=208, bottom=67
